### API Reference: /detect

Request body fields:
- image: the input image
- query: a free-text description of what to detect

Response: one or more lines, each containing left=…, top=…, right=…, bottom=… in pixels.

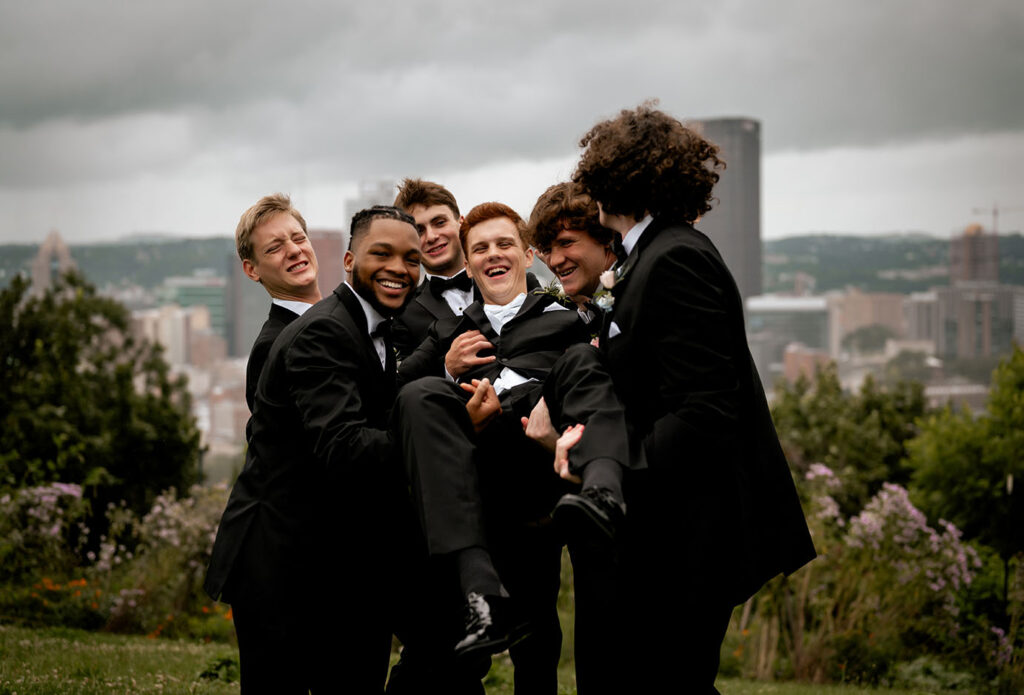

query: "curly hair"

left=525, top=181, right=613, bottom=253
left=459, top=202, right=527, bottom=253
left=393, top=178, right=460, bottom=219
left=235, top=193, right=307, bottom=263
left=573, top=103, right=724, bottom=224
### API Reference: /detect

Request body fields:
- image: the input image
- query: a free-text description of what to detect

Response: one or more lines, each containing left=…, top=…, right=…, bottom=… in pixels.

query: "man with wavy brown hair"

left=392, top=178, right=474, bottom=359
left=526, top=181, right=616, bottom=321
left=571, top=104, right=816, bottom=694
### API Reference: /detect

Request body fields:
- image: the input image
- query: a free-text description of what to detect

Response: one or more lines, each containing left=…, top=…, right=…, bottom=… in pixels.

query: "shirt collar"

left=344, top=282, right=386, bottom=336
left=424, top=268, right=469, bottom=282
left=272, top=298, right=314, bottom=316
left=620, top=214, right=654, bottom=257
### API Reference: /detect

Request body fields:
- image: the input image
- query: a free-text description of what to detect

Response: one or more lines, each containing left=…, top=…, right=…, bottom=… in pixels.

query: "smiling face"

left=408, top=203, right=465, bottom=277
left=344, top=217, right=421, bottom=316
left=464, top=216, right=533, bottom=306
left=541, top=228, right=616, bottom=301
left=242, top=211, right=321, bottom=302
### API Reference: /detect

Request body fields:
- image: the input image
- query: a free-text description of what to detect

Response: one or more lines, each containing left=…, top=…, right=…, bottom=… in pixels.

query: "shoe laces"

left=465, top=592, right=493, bottom=630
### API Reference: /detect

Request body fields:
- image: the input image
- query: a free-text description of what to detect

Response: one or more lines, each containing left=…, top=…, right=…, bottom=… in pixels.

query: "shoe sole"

left=454, top=621, right=533, bottom=660
left=553, top=494, right=616, bottom=546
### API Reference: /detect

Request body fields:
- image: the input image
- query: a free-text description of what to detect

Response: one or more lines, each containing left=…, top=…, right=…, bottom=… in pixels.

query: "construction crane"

left=971, top=203, right=1024, bottom=233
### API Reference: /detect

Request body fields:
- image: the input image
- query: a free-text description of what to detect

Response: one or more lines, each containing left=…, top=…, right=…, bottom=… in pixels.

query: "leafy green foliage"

left=0, top=272, right=201, bottom=529
left=907, top=346, right=1024, bottom=566
left=771, top=364, right=927, bottom=515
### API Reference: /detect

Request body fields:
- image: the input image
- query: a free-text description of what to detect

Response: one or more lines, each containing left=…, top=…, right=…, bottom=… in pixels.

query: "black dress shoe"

left=453, top=592, right=532, bottom=659
left=553, top=486, right=626, bottom=544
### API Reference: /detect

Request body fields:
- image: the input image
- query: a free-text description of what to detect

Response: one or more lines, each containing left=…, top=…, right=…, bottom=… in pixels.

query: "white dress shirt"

left=424, top=270, right=473, bottom=316
left=344, top=283, right=388, bottom=369
left=272, top=298, right=314, bottom=316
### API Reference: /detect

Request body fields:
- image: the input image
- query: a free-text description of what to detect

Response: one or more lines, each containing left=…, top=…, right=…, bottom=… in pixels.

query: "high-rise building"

left=344, top=180, right=397, bottom=222
left=309, top=229, right=345, bottom=296
left=950, top=223, right=998, bottom=284
left=226, top=252, right=269, bottom=358
left=692, top=118, right=762, bottom=301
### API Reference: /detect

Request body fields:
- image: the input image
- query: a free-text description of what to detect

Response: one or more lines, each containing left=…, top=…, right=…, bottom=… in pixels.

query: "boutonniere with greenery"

left=591, top=259, right=632, bottom=312
left=532, top=280, right=576, bottom=308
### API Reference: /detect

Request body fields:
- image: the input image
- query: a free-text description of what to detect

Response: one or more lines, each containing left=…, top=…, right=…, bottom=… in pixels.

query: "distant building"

left=344, top=180, right=397, bottom=222
left=827, top=288, right=906, bottom=356
left=226, top=252, right=269, bottom=358
left=783, top=343, right=832, bottom=383
left=904, top=291, right=940, bottom=351
left=935, top=283, right=1021, bottom=359
left=30, top=230, right=76, bottom=296
left=746, top=294, right=829, bottom=387
left=950, top=223, right=998, bottom=284
left=159, top=270, right=228, bottom=340
left=131, top=303, right=225, bottom=367
left=309, top=229, right=346, bottom=296
left=692, top=118, right=762, bottom=301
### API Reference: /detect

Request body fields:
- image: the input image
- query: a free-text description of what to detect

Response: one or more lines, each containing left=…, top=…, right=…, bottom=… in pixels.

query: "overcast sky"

left=2, top=0, right=1022, bottom=244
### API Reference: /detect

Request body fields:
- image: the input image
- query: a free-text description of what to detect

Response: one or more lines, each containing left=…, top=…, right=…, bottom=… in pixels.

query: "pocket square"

left=608, top=321, right=622, bottom=338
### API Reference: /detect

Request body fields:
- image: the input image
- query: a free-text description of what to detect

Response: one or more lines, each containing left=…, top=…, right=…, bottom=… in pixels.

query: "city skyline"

left=2, top=1, right=1022, bottom=244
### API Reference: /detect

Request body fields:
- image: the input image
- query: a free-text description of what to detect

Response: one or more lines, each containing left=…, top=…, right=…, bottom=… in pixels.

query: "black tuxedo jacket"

left=599, top=217, right=815, bottom=604
left=245, top=302, right=299, bottom=413
left=392, top=272, right=542, bottom=361
left=398, top=291, right=590, bottom=410
left=206, top=284, right=403, bottom=603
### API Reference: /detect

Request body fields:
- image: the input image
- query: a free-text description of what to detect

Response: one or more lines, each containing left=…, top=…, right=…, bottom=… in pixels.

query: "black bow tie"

left=611, top=236, right=628, bottom=265
left=371, top=318, right=393, bottom=342
left=429, top=272, right=473, bottom=298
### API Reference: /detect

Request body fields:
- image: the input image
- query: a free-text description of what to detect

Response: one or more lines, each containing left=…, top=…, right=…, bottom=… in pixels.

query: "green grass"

left=0, top=623, right=947, bottom=695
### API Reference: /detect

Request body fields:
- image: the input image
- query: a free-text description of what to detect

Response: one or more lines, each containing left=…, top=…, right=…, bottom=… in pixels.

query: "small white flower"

left=594, top=293, right=615, bottom=311
left=599, top=270, right=616, bottom=289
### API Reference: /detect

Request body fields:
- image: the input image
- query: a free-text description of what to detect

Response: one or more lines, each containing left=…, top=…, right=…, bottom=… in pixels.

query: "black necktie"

left=611, top=235, right=628, bottom=265
left=429, top=272, right=473, bottom=298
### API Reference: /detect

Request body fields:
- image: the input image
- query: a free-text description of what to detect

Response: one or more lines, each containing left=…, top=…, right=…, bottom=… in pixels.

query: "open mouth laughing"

left=485, top=265, right=510, bottom=278
left=287, top=259, right=311, bottom=273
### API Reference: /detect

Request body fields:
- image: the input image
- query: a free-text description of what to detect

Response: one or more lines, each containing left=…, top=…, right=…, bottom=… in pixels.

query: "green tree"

left=907, top=345, right=1024, bottom=608
left=771, top=364, right=928, bottom=515
left=0, top=272, right=201, bottom=525
left=841, top=323, right=895, bottom=354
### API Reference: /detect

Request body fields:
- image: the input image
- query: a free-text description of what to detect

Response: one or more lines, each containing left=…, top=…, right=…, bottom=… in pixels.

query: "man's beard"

left=350, top=266, right=413, bottom=318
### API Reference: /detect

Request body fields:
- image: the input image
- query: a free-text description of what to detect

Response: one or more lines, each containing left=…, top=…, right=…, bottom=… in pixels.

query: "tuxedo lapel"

left=334, top=284, right=387, bottom=376
left=414, top=284, right=455, bottom=321
left=462, top=302, right=499, bottom=346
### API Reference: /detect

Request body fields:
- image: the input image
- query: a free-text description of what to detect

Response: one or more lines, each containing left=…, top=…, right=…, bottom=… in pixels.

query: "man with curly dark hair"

left=569, top=104, right=816, bottom=693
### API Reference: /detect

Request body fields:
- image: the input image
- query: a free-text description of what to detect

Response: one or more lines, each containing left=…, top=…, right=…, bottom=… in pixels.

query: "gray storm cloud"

left=1, top=0, right=1022, bottom=188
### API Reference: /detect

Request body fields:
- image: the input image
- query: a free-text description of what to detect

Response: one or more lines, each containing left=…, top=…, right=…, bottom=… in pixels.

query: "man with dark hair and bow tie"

left=391, top=179, right=475, bottom=360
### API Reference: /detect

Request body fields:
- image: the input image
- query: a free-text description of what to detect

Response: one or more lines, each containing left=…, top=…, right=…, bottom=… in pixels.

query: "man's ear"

left=343, top=249, right=354, bottom=278
left=523, top=246, right=534, bottom=268
left=242, top=259, right=262, bottom=283
left=463, top=256, right=473, bottom=280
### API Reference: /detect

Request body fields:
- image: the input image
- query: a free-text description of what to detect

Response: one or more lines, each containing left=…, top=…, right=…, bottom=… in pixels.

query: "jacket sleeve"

left=640, top=244, right=744, bottom=448
left=397, top=320, right=447, bottom=387
left=283, top=315, right=392, bottom=471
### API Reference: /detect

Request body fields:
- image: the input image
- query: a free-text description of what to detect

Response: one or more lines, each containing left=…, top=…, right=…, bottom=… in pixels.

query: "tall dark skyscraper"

left=692, top=118, right=762, bottom=301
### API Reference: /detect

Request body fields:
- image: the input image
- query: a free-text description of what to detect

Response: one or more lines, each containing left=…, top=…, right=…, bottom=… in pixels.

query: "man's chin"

left=361, top=288, right=413, bottom=318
